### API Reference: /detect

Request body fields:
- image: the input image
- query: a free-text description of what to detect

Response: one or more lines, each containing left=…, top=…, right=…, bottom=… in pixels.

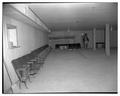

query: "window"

left=7, top=24, right=19, bottom=48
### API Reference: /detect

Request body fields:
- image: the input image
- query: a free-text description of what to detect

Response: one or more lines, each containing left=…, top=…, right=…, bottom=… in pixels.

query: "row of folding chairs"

left=16, top=47, right=52, bottom=89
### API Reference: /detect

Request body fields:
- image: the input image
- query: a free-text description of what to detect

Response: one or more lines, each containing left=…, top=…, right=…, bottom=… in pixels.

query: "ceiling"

left=29, top=3, right=117, bottom=31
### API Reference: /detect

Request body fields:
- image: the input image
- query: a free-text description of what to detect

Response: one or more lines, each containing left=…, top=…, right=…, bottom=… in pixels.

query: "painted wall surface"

left=96, top=29, right=117, bottom=48
left=49, top=29, right=117, bottom=49
left=110, top=30, right=117, bottom=48
left=3, top=16, right=48, bottom=85
left=49, top=30, right=93, bottom=48
left=96, top=30, right=105, bottom=42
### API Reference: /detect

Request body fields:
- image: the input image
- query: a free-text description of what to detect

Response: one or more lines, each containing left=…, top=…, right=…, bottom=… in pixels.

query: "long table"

left=55, top=43, right=81, bottom=49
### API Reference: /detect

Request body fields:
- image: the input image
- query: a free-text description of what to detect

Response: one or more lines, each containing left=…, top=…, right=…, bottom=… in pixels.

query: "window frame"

left=7, top=24, right=19, bottom=49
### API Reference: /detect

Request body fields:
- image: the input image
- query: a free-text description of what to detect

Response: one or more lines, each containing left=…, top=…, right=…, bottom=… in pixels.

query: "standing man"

left=83, top=33, right=89, bottom=48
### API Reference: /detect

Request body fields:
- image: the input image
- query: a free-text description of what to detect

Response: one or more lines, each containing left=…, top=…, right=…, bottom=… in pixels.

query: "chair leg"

left=23, top=81, right=28, bottom=89
left=28, top=75, right=31, bottom=83
left=19, top=81, right=21, bottom=89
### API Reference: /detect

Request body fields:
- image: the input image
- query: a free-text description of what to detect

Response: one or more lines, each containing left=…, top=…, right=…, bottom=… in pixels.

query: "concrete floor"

left=19, top=48, right=117, bottom=93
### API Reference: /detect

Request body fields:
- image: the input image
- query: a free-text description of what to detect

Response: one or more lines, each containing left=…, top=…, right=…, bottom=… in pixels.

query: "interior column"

left=105, top=24, right=110, bottom=56
left=93, top=28, right=96, bottom=50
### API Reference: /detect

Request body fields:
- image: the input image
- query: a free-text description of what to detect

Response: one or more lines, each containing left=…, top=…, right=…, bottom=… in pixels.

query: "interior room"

left=3, top=2, right=117, bottom=93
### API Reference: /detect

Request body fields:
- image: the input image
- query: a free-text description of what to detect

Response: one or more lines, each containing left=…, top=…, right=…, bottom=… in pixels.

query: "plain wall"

left=96, top=29, right=117, bottom=48
left=96, top=30, right=105, bottom=42
left=49, top=30, right=93, bottom=48
left=49, top=29, right=117, bottom=49
left=110, top=30, right=117, bottom=48
left=3, top=15, right=48, bottom=89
